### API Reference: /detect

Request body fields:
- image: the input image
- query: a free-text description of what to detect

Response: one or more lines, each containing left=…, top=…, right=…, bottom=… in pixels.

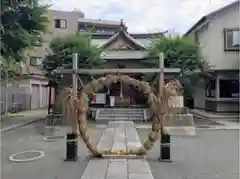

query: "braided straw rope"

left=58, top=74, right=182, bottom=157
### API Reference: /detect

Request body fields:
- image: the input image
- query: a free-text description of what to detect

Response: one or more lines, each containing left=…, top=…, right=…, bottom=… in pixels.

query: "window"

left=30, top=57, right=43, bottom=66
left=224, top=28, right=240, bottom=51
left=219, top=79, right=239, bottom=98
left=205, top=79, right=216, bottom=97
left=78, top=23, right=85, bottom=31
left=55, top=19, right=67, bottom=29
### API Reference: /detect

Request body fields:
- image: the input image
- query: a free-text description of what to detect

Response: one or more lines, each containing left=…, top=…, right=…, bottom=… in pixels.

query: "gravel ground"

left=137, top=128, right=240, bottom=179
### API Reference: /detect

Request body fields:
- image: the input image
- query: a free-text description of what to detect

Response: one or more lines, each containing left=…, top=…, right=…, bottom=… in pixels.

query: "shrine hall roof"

left=90, top=31, right=165, bottom=48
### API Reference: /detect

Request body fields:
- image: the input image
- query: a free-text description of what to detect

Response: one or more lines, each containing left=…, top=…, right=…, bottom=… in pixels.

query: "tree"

left=0, top=56, right=22, bottom=115
left=1, top=0, right=49, bottom=62
left=43, top=32, right=105, bottom=86
left=143, top=34, right=208, bottom=100
left=0, top=56, right=20, bottom=81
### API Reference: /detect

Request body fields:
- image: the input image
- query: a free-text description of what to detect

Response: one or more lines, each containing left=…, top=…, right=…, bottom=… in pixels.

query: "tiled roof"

left=98, top=29, right=146, bottom=50
left=78, top=18, right=121, bottom=26
left=91, top=37, right=153, bottom=47
left=100, top=50, right=147, bottom=59
left=89, top=32, right=164, bottom=39
left=185, top=0, right=239, bottom=35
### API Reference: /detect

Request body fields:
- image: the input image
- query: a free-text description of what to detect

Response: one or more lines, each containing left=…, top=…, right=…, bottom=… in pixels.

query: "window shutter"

left=60, top=20, right=66, bottom=28
left=226, top=30, right=233, bottom=48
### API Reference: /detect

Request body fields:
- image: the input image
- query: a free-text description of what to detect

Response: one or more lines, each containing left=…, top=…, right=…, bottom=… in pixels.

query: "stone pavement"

left=0, top=109, right=48, bottom=132
left=81, top=121, right=154, bottom=179
left=81, top=158, right=153, bottom=179
left=97, top=121, right=142, bottom=153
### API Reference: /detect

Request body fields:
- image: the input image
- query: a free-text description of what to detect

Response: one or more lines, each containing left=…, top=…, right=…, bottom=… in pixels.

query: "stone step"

left=98, top=113, right=144, bottom=117
left=100, top=109, right=144, bottom=113
left=96, top=108, right=146, bottom=121
left=97, top=117, right=145, bottom=121
left=99, top=112, right=144, bottom=115
left=99, top=110, right=144, bottom=113
left=101, top=108, right=145, bottom=111
left=98, top=115, right=144, bottom=119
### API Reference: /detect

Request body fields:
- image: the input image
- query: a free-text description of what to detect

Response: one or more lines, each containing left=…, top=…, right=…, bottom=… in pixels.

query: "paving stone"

left=106, top=160, right=128, bottom=179
left=81, top=121, right=154, bottom=179
left=80, top=159, right=109, bottom=179
left=97, top=128, right=115, bottom=151
left=129, top=173, right=154, bottom=179
left=126, top=126, right=142, bottom=149
left=109, top=159, right=127, bottom=162
left=128, top=159, right=152, bottom=173
left=80, top=173, right=106, bottom=179
left=111, top=125, right=126, bottom=152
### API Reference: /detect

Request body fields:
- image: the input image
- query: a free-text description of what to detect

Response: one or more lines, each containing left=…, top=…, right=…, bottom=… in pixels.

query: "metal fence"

left=0, top=86, right=31, bottom=115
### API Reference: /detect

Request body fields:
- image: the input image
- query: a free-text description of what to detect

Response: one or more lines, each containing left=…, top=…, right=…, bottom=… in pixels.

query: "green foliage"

left=143, top=34, right=208, bottom=96
left=1, top=0, right=39, bottom=11
left=43, top=32, right=105, bottom=84
left=1, top=0, right=50, bottom=62
left=0, top=56, right=20, bottom=81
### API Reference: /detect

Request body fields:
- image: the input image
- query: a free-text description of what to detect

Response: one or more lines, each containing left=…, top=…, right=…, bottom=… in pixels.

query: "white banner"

left=169, top=96, right=183, bottom=107
left=95, top=93, right=106, bottom=104
left=110, top=96, right=115, bottom=107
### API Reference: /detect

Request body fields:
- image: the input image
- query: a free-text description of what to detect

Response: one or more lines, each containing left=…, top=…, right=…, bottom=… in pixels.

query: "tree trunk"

left=4, top=75, right=8, bottom=116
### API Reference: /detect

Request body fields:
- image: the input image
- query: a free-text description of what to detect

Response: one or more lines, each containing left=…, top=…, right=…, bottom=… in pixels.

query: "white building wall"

left=193, top=86, right=206, bottom=109
left=30, top=79, right=49, bottom=109
left=200, top=6, right=240, bottom=70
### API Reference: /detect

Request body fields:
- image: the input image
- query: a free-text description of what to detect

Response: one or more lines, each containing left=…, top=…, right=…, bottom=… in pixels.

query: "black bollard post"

left=65, top=133, right=78, bottom=161
left=158, top=132, right=172, bottom=162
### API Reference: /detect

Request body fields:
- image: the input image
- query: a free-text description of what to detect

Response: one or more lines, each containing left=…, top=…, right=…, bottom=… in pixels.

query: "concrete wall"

left=193, top=86, right=206, bottom=109
left=46, top=10, right=84, bottom=41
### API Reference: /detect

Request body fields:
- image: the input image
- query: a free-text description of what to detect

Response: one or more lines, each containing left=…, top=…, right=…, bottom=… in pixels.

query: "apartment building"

left=15, top=9, right=125, bottom=110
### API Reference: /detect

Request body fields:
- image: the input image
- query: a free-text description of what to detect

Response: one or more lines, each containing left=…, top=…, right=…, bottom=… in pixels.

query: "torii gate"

left=56, top=53, right=193, bottom=161
left=58, top=53, right=181, bottom=99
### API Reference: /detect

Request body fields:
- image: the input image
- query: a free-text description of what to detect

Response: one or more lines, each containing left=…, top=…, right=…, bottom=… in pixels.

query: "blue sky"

left=47, top=0, right=237, bottom=33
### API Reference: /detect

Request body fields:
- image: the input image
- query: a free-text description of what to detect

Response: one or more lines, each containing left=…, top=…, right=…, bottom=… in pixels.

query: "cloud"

left=47, top=0, right=237, bottom=33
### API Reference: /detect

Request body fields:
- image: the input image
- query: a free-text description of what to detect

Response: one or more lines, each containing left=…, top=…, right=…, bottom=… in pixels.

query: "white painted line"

left=43, top=135, right=66, bottom=142
left=9, top=150, right=45, bottom=162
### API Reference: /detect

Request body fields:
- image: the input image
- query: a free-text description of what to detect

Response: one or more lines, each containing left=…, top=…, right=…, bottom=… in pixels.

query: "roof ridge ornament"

left=120, top=19, right=125, bottom=30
